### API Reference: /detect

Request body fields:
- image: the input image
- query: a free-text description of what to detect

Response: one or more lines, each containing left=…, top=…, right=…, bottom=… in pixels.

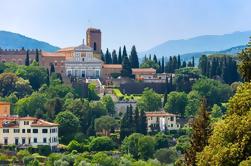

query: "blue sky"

left=0, top=0, right=251, bottom=51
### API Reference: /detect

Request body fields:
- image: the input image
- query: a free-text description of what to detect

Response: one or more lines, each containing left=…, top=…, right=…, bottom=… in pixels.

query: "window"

left=14, top=129, right=20, bottom=133
left=93, top=42, right=97, bottom=51
left=33, top=129, right=38, bottom=133
left=4, top=138, right=8, bottom=145
left=24, top=121, right=29, bottom=125
left=42, top=129, right=48, bottom=133
left=171, top=124, right=173, bottom=127
left=170, top=116, right=174, bottom=121
left=3, top=129, right=9, bottom=133
left=22, top=129, right=25, bottom=133
left=22, top=138, right=25, bottom=144
left=34, top=138, right=37, bottom=143
left=43, top=138, right=47, bottom=143
left=15, top=138, right=19, bottom=145
left=27, top=129, right=31, bottom=133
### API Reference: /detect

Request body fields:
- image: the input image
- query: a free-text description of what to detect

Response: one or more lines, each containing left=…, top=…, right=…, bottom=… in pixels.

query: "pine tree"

left=139, top=110, right=147, bottom=135
left=101, top=50, right=105, bottom=62
left=177, top=55, right=181, bottom=68
left=129, top=45, right=139, bottom=68
left=192, top=56, right=195, bottom=67
left=35, top=49, right=39, bottom=62
left=153, top=54, right=158, bottom=64
left=161, top=56, right=165, bottom=73
left=118, top=47, right=122, bottom=64
left=134, top=107, right=141, bottom=133
left=50, top=63, right=55, bottom=74
left=121, top=55, right=132, bottom=77
left=185, top=98, right=210, bottom=166
left=105, top=48, right=112, bottom=64
left=122, top=45, right=127, bottom=61
left=112, top=50, right=118, bottom=64
left=25, top=50, right=30, bottom=66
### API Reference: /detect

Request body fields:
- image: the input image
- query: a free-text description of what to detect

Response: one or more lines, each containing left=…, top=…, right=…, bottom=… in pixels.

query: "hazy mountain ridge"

left=141, top=31, right=251, bottom=58
left=0, top=31, right=60, bottom=52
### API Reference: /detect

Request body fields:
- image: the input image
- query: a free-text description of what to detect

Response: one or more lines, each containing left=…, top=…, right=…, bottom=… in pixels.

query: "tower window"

left=93, top=42, right=97, bottom=51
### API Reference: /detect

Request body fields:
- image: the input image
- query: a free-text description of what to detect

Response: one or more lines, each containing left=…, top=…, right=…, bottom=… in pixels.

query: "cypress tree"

left=185, top=98, right=210, bottom=166
left=129, top=45, right=139, bottom=68
left=177, top=55, right=181, bottom=68
left=172, top=56, right=178, bottom=71
left=50, top=63, right=55, bottom=74
left=134, top=107, right=140, bottom=133
left=182, top=61, right=187, bottom=68
left=46, top=68, right=50, bottom=85
left=105, top=48, right=112, bottom=64
left=122, top=45, right=127, bottom=61
left=199, top=55, right=208, bottom=76
left=112, top=50, right=118, bottom=64
left=157, top=61, right=161, bottom=73
left=187, top=61, right=193, bottom=67
left=118, top=47, right=122, bottom=64
left=161, top=56, right=165, bottom=73
left=153, top=54, right=158, bottom=64
left=121, top=55, right=132, bottom=77
left=139, top=110, right=147, bottom=135
left=35, top=49, right=39, bottom=62
left=101, top=50, right=105, bottom=62
left=163, top=92, right=167, bottom=107
left=54, top=97, right=62, bottom=115
left=120, top=106, right=134, bottom=141
left=192, top=56, right=195, bottom=67
left=25, top=50, right=30, bottom=66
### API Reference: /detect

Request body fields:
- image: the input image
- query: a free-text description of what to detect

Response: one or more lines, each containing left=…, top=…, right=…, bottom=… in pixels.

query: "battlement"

left=0, top=48, right=39, bottom=55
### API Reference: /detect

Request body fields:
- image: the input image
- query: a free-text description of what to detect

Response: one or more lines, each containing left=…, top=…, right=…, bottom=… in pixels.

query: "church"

left=40, top=28, right=104, bottom=79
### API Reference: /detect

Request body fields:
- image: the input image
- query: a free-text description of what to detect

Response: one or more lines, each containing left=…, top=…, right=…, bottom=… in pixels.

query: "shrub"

left=67, top=140, right=81, bottom=152
left=154, top=148, right=178, bottom=164
left=112, top=89, right=124, bottom=100
left=37, top=145, right=51, bottom=156
left=89, top=136, right=116, bottom=151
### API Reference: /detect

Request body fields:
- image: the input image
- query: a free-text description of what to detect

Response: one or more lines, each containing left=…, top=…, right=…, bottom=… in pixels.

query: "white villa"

left=0, top=102, right=59, bottom=149
left=145, top=111, right=180, bottom=132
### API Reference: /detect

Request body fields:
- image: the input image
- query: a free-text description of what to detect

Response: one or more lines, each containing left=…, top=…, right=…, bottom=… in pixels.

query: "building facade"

left=0, top=102, right=59, bottom=149
left=145, top=111, right=180, bottom=132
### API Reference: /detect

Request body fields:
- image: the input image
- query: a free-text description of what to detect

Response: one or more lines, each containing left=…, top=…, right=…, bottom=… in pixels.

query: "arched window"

left=93, top=42, right=97, bottom=51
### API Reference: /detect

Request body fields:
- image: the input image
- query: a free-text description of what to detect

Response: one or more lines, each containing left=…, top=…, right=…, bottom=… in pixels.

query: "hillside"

left=141, top=31, right=251, bottom=58
left=0, top=31, right=60, bottom=52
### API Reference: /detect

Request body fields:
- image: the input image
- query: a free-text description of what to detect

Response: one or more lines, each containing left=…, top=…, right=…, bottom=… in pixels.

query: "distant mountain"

left=141, top=31, right=251, bottom=58
left=0, top=31, right=60, bottom=52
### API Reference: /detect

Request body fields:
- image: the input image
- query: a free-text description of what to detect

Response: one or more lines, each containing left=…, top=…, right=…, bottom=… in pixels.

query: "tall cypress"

left=177, top=55, right=181, bottom=69
left=161, top=56, right=165, bottom=73
left=153, top=54, right=158, bottom=64
left=134, top=107, right=140, bottom=133
left=118, top=47, right=122, bottom=64
left=50, top=63, right=55, bottom=74
left=139, top=110, right=147, bottom=135
left=129, top=45, right=139, bottom=68
left=35, top=49, right=39, bottom=62
left=121, top=55, right=132, bottom=77
left=185, top=98, right=210, bottom=166
left=112, top=50, right=118, bottom=64
left=100, top=50, right=105, bottom=62
left=192, top=56, right=195, bottom=67
left=120, top=106, right=134, bottom=141
left=25, top=50, right=30, bottom=66
left=122, top=45, right=127, bottom=61
left=105, top=48, right=112, bottom=64
left=199, top=55, right=208, bottom=76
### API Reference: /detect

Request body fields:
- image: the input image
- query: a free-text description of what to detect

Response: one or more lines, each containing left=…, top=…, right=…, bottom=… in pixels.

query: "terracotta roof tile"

left=102, top=64, right=122, bottom=69
left=41, top=52, right=65, bottom=58
left=132, top=68, right=156, bottom=75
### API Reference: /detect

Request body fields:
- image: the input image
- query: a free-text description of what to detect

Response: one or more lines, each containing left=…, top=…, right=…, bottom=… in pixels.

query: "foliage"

left=192, top=78, right=233, bottom=106
left=154, top=148, right=178, bottom=164
left=89, top=136, right=116, bottom=151
left=101, top=95, right=115, bottom=115
left=112, top=88, right=124, bottom=100
left=185, top=98, right=210, bottom=165
left=94, top=115, right=118, bottom=136
left=121, top=54, right=132, bottom=77
left=238, top=39, right=251, bottom=81
left=138, top=136, right=155, bottom=160
left=197, top=82, right=251, bottom=165
left=92, top=152, right=118, bottom=166
left=137, top=88, right=162, bottom=112
left=87, top=83, right=100, bottom=101
left=55, top=111, right=80, bottom=144
left=164, top=91, right=188, bottom=116
left=129, top=45, right=139, bottom=68
left=67, top=140, right=81, bottom=152
left=185, top=90, right=202, bottom=117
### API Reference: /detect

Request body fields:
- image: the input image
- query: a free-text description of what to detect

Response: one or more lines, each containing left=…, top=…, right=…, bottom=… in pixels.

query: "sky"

left=0, top=0, right=251, bottom=52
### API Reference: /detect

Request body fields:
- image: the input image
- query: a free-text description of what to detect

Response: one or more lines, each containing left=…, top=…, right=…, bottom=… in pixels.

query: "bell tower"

left=86, top=28, right=101, bottom=59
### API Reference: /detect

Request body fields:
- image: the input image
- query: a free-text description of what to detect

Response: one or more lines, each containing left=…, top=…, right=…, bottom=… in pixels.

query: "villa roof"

left=102, top=64, right=122, bottom=69
left=31, top=119, right=58, bottom=127
left=58, top=47, right=75, bottom=52
left=132, top=68, right=156, bottom=75
left=145, top=111, right=176, bottom=117
left=41, top=52, right=65, bottom=58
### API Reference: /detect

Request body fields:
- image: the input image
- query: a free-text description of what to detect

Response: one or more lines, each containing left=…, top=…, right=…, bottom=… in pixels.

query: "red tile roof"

left=102, top=64, right=122, bottom=69
left=41, top=52, right=65, bottom=58
left=132, top=68, right=156, bottom=75
left=31, top=119, right=58, bottom=127
left=58, top=47, right=75, bottom=52
left=145, top=111, right=176, bottom=117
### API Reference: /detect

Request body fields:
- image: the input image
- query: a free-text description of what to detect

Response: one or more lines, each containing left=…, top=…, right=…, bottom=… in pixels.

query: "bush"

left=67, top=140, right=81, bottom=152
left=112, top=89, right=124, bottom=100
left=89, top=136, right=116, bottom=151
left=37, top=145, right=51, bottom=156
left=154, top=148, right=178, bottom=164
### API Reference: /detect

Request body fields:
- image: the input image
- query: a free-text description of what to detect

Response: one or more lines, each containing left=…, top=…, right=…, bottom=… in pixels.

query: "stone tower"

left=86, top=28, right=101, bottom=59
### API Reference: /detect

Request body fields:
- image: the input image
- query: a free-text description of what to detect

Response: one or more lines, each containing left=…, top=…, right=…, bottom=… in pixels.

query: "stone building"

left=0, top=102, right=59, bottom=149
left=0, top=48, right=37, bottom=64
left=86, top=28, right=101, bottom=59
